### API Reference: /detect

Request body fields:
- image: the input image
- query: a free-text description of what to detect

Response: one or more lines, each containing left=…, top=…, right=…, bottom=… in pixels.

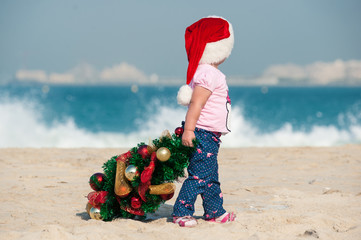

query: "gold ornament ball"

left=89, top=207, right=102, bottom=220
left=156, top=147, right=171, bottom=162
left=125, top=165, right=138, bottom=181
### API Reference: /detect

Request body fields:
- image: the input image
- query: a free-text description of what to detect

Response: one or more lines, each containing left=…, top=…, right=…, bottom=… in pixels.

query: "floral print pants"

left=172, top=127, right=226, bottom=219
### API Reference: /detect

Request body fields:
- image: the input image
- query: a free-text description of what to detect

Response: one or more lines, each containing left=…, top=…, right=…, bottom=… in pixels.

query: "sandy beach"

left=0, top=145, right=360, bottom=240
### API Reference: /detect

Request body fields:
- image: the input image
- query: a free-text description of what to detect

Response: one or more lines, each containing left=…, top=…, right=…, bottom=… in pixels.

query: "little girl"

left=172, top=16, right=236, bottom=227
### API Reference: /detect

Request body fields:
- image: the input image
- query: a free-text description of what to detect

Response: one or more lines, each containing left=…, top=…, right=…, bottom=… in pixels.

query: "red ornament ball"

left=130, top=196, right=142, bottom=209
left=175, top=127, right=184, bottom=137
left=137, top=145, right=149, bottom=159
left=89, top=173, right=105, bottom=191
left=160, top=192, right=174, bottom=201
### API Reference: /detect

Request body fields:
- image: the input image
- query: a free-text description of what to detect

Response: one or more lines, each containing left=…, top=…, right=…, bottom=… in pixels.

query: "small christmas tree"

left=86, top=127, right=196, bottom=221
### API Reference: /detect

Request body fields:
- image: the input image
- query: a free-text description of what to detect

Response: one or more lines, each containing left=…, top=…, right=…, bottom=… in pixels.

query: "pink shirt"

left=189, top=64, right=231, bottom=134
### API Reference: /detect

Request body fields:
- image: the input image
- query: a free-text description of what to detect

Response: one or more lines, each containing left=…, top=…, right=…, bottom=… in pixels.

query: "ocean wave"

left=0, top=98, right=360, bottom=148
left=223, top=107, right=361, bottom=146
left=0, top=97, right=187, bottom=148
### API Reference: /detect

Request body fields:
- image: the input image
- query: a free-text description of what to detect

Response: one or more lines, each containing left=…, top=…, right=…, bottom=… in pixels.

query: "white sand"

left=1, top=146, right=360, bottom=240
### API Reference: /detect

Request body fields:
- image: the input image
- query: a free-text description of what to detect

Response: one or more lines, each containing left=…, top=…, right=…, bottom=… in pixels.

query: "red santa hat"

left=185, top=16, right=234, bottom=84
left=177, top=16, right=234, bottom=105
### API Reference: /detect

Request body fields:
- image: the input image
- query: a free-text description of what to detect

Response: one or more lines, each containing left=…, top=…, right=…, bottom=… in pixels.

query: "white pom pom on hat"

left=177, top=84, right=193, bottom=106
left=177, top=16, right=234, bottom=106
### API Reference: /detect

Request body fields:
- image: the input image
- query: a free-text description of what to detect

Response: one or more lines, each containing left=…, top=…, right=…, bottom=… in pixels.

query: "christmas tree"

left=86, top=127, right=196, bottom=221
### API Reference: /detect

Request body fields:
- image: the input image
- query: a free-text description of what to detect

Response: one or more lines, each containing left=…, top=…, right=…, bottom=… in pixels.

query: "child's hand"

left=182, top=130, right=195, bottom=147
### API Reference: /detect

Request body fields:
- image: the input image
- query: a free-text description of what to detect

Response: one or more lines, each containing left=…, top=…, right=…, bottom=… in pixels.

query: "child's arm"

left=182, top=86, right=212, bottom=147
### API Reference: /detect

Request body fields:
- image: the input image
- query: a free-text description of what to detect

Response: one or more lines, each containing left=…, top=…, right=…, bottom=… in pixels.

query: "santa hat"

left=177, top=16, right=234, bottom=106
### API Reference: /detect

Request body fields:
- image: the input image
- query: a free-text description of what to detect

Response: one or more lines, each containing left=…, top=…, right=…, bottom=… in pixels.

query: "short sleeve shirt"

left=189, top=64, right=231, bottom=134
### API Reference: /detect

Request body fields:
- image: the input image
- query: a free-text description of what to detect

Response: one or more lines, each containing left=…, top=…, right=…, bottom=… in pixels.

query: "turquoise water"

left=1, top=84, right=360, bottom=147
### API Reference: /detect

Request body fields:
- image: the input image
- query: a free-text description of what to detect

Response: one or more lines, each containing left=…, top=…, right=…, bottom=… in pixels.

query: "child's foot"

left=206, top=212, right=236, bottom=223
left=173, top=216, right=198, bottom=227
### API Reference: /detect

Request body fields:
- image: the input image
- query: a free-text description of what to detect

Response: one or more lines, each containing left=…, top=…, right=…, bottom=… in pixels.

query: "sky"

left=1, top=0, right=361, bottom=85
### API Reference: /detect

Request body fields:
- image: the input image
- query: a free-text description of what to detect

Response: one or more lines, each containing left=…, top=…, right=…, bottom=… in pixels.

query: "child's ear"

left=177, top=85, right=193, bottom=106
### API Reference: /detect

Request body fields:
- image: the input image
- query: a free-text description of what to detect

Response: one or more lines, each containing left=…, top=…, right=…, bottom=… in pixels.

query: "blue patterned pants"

left=172, top=127, right=226, bottom=219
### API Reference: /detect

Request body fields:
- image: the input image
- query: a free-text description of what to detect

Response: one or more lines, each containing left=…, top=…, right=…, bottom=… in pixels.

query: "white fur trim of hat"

left=199, top=16, right=234, bottom=65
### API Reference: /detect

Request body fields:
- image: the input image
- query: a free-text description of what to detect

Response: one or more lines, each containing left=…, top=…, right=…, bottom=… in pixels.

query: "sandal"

left=173, top=216, right=198, bottom=227
left=206, top=212, right=236, bottom=223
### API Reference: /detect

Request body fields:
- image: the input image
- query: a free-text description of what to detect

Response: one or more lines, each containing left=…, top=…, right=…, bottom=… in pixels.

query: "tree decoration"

left=156, top=147, right=171, bottom=162
left=130, top=196, right=142, bottom=209
left=138, top=152, right=157, bottom=202
left=137, top=145, right=149, bottom=159
left=125, top=165, right=138, bottom=181
left=175, top=127, right=184, bottom=137
left=88, top=191, right=108, bottom=208
left=159, top=130, right=172, bottom=142
left=160, top=192, right=174, bottom=201
left=85, top=127, right=197, bottom=221
left=89, top=207, right=102, bottom=220
left=147, top=141, right=157, bottom=155
left=114, top=159, right=132, bottom=198
left=86, top=202, right=93, bottom=215
left=89, top=173, right=105, bottom=191
left=148, top=183, right=175, bottom=195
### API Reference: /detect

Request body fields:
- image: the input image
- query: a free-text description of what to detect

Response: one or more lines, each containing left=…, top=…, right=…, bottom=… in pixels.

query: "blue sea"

left=1, top=84, right=360, bottom=147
